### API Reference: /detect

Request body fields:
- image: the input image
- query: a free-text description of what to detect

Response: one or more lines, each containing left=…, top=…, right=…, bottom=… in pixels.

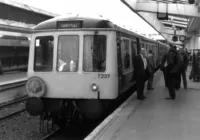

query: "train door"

left=116, top=32, right=123, bottom=95
left=136, top=38, right=140, bottom=54
left=131, top=40, right=137, bottom=82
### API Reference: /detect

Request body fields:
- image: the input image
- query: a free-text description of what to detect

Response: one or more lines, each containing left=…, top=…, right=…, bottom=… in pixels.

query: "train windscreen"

left=57, top=35, right=79, bottom=72
left=83, top=35, right=106, bottom=72
left=34, top=36, right=54, bottom=71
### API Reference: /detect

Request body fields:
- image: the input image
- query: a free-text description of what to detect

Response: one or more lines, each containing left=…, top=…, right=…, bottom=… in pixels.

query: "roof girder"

left=135, top=2, right=200, bottom=18
left=121, top=0, right=193, bottom=44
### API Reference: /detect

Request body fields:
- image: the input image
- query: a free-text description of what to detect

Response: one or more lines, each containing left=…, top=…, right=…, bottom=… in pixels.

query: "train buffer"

left=85, top=66, right=200, bottom=140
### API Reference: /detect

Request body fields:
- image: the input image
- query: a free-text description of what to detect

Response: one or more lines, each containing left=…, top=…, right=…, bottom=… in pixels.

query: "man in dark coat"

left=165, top=45, right=180, bottom=100
left=134, top=48, right=150, bottom=100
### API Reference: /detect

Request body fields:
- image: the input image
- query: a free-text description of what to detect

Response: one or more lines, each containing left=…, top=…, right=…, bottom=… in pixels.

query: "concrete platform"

left=0, top=72, right=27, bottom=104
left=0, top=72, right=27, bottom=86
left=86, top=67, right=200, bottom=140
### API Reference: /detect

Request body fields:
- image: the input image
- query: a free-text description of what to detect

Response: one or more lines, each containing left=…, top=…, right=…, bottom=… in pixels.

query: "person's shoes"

left=175, top=87, right=180, bottom=91
left=143, top=96, right=147, bottom=99
left=147, top=88, right=154, bottom=90
left=137, top=96, right=147, bottom=100
left=165, top=97, right=176, bottom=100
left=137, top=97, right=145, bottom=100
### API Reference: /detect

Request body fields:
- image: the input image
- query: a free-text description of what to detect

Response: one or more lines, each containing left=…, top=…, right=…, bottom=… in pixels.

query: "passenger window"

left=34, top=36, right=53, bottom=71
left=123, top=39, right=130, bottom=69
left=57, top=35, right=79, bottom=72
left=83, top=35, right=106, bottom=72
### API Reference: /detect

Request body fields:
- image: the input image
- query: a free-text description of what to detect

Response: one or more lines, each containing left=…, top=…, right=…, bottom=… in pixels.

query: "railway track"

left=0, top=96, right=27, bottom=121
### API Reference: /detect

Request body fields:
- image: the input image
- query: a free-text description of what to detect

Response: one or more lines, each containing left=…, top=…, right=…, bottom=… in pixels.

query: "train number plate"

left=98, top=74, right=110, bottom=79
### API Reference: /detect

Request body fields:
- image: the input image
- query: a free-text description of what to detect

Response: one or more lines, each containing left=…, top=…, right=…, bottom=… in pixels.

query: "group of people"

left=134, top=44, right=189, bottom=100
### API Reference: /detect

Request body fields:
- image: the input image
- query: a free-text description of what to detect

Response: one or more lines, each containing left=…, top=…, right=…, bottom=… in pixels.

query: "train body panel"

left=28, top=73, right=118, bottom=99
left=27, top=30, right=119, bottom=99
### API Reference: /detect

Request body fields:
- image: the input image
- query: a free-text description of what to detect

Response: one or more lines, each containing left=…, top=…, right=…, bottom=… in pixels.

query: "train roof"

left=33, top=16, right=167, bottom=47
left=33, top=16, right=115, bottom=30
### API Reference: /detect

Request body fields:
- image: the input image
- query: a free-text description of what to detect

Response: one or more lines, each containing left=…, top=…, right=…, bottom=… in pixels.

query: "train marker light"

left=91, top=83, right=99, bottom=91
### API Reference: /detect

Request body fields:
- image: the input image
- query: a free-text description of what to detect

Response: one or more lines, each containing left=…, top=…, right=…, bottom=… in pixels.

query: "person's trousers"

left=147, top=74, right=154, bottom=89
left=167, top=73, right=177, bottom=98
left=136, top=76, right=145, bottom=98
left=181, top=70, right=187, bottom=88
left=176, top=73, right=181, bottom=89
left=162, top=68, right=168, bottom=87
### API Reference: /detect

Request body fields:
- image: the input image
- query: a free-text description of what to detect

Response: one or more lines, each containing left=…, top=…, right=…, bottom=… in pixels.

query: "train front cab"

left=25, top=30, right=121, bottom=120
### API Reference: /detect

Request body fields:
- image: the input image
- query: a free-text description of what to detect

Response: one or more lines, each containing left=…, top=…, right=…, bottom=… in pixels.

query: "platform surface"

left=0, top=72, right=27, bottom=104
left=0, top=72, right=27, bottom=85
left=95, top=67, right=200, bottom=140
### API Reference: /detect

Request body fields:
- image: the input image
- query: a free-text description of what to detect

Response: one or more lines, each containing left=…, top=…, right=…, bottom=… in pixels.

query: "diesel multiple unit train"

left=25, top=16, right=168, bottom=126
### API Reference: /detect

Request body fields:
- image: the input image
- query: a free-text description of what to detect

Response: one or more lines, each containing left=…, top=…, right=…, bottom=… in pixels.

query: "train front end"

left=25, top=17, right=119, bottom=121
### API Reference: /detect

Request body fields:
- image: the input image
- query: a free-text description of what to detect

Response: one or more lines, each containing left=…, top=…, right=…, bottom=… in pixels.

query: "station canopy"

left=121, top=0, right=200, bottom=45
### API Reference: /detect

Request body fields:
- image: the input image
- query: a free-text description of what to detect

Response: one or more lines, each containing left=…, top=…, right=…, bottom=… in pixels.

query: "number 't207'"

left=98, top=74, right=110, bottom=79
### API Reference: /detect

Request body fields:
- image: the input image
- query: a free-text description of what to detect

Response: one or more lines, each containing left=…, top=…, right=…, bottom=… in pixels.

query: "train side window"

left=83, top=35, right=106, bottom=72
left=57, top=35, right=79, bottom=72
left=34, top=36, right=53, bottom=72
left=141, top=43, right=144, bottom=48
left=123, top=39, right=130, bottom=69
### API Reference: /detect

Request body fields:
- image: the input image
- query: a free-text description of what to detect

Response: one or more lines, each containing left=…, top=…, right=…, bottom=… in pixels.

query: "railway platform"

left=86, top=66, right=200, bottom=140
left=0, top=72, right=27, bottom=104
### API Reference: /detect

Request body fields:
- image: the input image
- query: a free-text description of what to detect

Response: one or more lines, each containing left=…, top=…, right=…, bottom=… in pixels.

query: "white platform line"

left=84, top=92, right=137, bottom=140
left=0, top=78, right=27, bottom=85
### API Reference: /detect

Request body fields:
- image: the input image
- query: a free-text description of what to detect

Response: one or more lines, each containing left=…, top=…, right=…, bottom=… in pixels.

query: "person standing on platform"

left=134, top=48, right=149, bottom=100
left=179, top=48, right=189, bottom=89
left=160, top=50, right=168, bottom=88
left=165, top=45, right=180, bottom=100
left=175, top=49, right=183, bottom=90
left=146, top=50, right=155, bottom=90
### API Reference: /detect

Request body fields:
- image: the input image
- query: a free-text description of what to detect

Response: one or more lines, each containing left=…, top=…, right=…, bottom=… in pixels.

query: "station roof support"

left=121, top=0, right=200, bottom=45
left=135, top=2, right=200, bottom=18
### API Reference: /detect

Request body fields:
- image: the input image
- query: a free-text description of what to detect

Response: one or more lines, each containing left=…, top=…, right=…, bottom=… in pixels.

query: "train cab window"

left=34, top=36, right=53, bottom=71
left=83, top=35, right=106, bottom=72
left=57, top=35, right=79, bottom=72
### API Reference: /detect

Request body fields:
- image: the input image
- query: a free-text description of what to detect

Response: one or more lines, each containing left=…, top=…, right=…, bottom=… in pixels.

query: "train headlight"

left=91, top=83, right=99, bottom=91
left=25, top=76, right=46, bottom=98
